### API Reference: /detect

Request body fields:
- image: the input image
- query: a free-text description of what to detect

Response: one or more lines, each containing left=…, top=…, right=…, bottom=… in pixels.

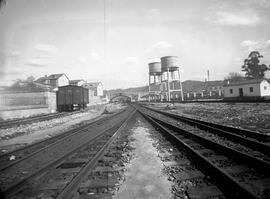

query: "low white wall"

left=0, top=108, right=53, bottom=120
left=0, top=91, right=56, bottom=119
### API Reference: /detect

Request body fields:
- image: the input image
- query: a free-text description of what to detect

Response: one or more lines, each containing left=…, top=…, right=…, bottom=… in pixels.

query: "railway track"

left=138, top=105, right=270, bottom=199
left=143, top=104, right=270, bottom=146
left=0, top=109, right=126, bottom=171
left=0, top=106, right=136, bottom=198
left=0, top=112, right=72, bottom=129
left=2, top=103, right=269, bottom=198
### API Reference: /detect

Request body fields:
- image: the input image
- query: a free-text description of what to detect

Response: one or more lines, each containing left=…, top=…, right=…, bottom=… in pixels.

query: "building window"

left=249, top=87, right=253, bottom=92
left=264, top=86, right=267, bottom=90
left=230, top=89, right=233, bottom=94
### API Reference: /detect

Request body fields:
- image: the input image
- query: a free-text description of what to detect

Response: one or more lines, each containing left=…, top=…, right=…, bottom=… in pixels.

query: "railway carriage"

left=57, top=85, right=89, bottom=111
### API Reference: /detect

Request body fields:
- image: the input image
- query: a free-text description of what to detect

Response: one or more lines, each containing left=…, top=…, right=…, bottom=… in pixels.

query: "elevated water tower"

left=160, top=56, right=184, bottom=101
left=148, top=62, right=162, bottom=101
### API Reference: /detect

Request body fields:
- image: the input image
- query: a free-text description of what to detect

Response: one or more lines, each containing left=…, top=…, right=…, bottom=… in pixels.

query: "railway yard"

left=147, top=102, right=270, bottom=135
left=1, top=0, right=270, bottom=198
left=0, top=102, right=269, bottom=199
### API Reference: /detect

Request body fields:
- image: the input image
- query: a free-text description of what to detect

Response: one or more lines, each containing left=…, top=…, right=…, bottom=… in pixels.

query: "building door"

left=239, top=88, right=243, bottom=97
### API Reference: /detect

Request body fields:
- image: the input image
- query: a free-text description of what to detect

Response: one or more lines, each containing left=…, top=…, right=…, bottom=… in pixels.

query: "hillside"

left=105, top=80, right=223, bottom=96
left=105, top=85, right=148, bottom=96
left=182, top=80, right=205, bottom=92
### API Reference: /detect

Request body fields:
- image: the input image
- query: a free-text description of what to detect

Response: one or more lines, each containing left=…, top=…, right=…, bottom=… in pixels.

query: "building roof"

left=83, top=82, right=102, bottom=88
left=223, top=79, right=268, bottom=87
left=69, top=79, right=85, bottom=84
left=33, top=82, right=51, bottom=89
left=35, top=73, right=69, bottom=84
left=47, top=73, right=67, bottom=80
left=35, top=76, right=47, bottom=83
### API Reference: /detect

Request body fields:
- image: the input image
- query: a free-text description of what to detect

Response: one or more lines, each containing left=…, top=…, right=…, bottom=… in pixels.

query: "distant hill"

left=182, top=80, right=205, bottom=92
left=105, top=80, right=224, bottom=96
left=104, top=86, right=148, bottom=97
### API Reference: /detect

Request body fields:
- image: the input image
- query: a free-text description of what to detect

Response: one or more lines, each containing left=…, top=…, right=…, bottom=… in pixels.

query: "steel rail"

left=140, top=109, right=270, bottom=172
left=2, top=124, right=122, bottom=198
left=141, top=100, right=270, bottom=103
left=142, top=105, right=270, bottom=154
left=56, top=108, right=137, bottom=199
left=0, top=109, right=126, bottom=171
left=139, top=109, right=260, bottom=199
left=143, top=104, right=270, bottom=141
left=0, top=112, right=68, bottom=129
left=1, top=108, right=134, bottom=198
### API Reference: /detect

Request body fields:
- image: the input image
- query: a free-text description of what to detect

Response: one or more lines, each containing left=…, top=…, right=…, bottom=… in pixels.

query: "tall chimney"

left=207, top=70, right=210, bottom=81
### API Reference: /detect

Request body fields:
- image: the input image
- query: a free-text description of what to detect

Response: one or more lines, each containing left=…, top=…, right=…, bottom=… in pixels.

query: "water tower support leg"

left=148, top=75, right=150, bottom=102
left=178, top=69, right=184, bottom=101
left=167, top=69, right=170, bottom=102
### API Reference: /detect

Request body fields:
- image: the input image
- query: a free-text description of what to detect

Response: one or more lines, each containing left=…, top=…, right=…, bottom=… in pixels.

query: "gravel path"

left=0, top=103, right=125, bottom=152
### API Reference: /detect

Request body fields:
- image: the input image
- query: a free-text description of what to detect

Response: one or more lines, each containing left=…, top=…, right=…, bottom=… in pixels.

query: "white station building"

left=223, top=79, right=270, bottom=99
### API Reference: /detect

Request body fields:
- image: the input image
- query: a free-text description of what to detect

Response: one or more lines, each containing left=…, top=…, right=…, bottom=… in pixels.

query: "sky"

left=0, top=0, right=270, bottom=89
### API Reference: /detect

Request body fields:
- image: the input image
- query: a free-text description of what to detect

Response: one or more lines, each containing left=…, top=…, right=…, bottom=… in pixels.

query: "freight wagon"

left=56, top=85, right=89, bottom=111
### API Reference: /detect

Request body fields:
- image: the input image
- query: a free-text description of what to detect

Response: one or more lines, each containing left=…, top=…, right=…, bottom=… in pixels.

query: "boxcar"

left=57, top=85, right=89, bottom=111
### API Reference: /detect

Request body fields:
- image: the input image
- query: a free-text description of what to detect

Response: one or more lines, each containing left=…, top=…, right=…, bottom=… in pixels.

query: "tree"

left=10, top=76, right=36, bottom=90
left=0, top=0, right=7, bottom=10
left=224, top=72, right=245, bottom=82
left=26, top=76, right=35, bottom=83
left=242, top=51, right=270, bottom=79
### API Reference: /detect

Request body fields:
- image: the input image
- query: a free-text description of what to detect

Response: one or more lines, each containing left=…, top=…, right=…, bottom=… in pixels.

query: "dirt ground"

left=0, top=103, right=126, bottom=152
left=150, top=102, right=270, bottom=135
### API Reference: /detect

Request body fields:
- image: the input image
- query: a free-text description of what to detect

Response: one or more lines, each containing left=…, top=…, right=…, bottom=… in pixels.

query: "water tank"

left=161, top=56, right=179, bottom=71
left=148, top=62, right=162, bottom=75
